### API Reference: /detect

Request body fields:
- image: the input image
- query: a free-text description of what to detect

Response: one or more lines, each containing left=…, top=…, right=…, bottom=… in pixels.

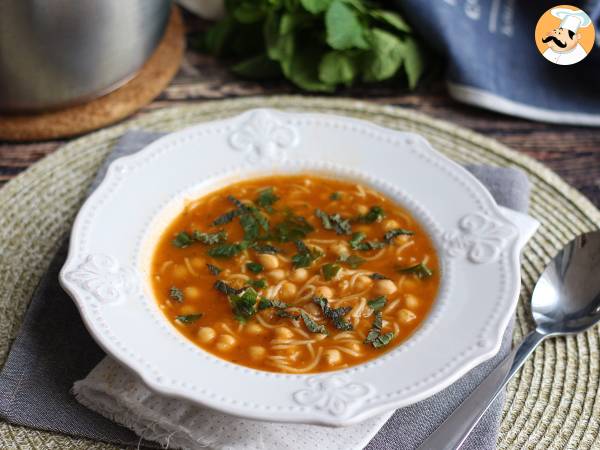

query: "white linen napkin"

left=73, top=207, right=538, bottom=450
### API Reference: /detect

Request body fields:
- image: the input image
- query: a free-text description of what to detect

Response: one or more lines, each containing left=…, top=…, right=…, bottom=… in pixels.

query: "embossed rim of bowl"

left=59, top=109, right=523, bottom=426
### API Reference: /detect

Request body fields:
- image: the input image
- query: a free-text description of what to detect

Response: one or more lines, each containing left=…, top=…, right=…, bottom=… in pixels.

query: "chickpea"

left=404, top=294, right=420, bottom=310
left=324, top=349, right=343, bottom=366
left=290, top=268, right=308, bottom=283
left=257, top=254, right=279, bottom=270
left=373, top=279, right=397, bottom=296
left=315, top=286, right=334, bottom=298
left=397, top=309, right=417, bottom=324
left=329, top=242, right=349, bottom=258
left=267, top=269, right=286, bottom=281
left=179, top=304, right=198, bottom=315
left=280, top=282, right=298, bottom=300
left=383, top=219, right=400, bottom=231
left=274, top=327, right=295, bottom=340
left=190, top=257, right=205, bottom=270
left=248, top=345, right=266, bottom=361
left=355, top=204, right=369, bottom=215
left=197, top=327, right=216, bottom=343
left=172, top=264, right=188, bottom=280
left=183, top=286, right=200, bottom=300
left=245, top=323, right=264, bottom=336
left=215, top=334, right=237, bottom=352
left=354, top=275, right=372, bottom=290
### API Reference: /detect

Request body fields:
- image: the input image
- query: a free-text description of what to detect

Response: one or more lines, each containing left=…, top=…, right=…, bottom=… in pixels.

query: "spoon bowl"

left=532, top=231, right=600, bottom=335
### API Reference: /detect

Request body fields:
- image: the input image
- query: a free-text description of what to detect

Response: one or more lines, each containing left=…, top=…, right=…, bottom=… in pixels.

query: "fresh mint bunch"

left=202, top=0, right=428, bottom=92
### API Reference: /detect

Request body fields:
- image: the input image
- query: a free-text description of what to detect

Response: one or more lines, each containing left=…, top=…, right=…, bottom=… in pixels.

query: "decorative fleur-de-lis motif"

left=293, top=375, right=373, bottom=417
left=443, top=212, right=515, bottom=264
left=229, top=110, right=299, bottom=161
left=64, top=254, right=137, bottom=303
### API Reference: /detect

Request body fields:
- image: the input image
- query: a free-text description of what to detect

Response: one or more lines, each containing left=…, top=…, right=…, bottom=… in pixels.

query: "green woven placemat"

left=1, top=96, right=599, bottom=450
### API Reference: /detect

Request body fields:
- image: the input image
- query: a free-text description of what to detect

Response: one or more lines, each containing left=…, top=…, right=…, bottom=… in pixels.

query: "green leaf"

left=367, top=296, right=386, bottom=311
left=318, top=51, right=357, bottom=86
left=256, top=187, right=279, bottom=212
left=276, top=309, right=301, bottom=320
left=230, top=287, right=259, bottom=322
left=214, top=280, right=244, bottom=296
left=247, top=278, right=268, bottom=289
left=192, top=230, right=228, bottom=245
left=372, top=331, right=395, bottom=348
left=285, top=48, right=336, bottom=92
left=301, top=311, right=328, bottom=334
left=370, top=9, right=412, bottom=32
left=300, top=0, right=333, bottom=14
left=315, top=209, right=352, bottom=234
left=172, top=232, right=193, bottom=248
left=258, top=297, right=288, bottom=310
left=175, top=313, right=203, bottom=324
left=397, top=262, right=433, bottom=279
left=402, top=36, right=426, bottom=89
left=355, top=205, right=385, bottom=223
left=273, top=212, right=314, bottom=242
left=232, top=54, right=282, bottom=79
left=252, top=243, right=282, bottom=254
left=383, top=228, right=414, bottom=243
left=208, top=241, right=249, bottom=258
left=363, top=28, right=404, bottom=82
left=169, top=286, right=184, bottom=303
left=322, top=263, right=341, bottom=281
left=349, top=231, right=385, bottom=251
left=213, top=209, right=242, bottom=226
left=246, top=261, right=264, bottom=273
left=364, top=311, right=382, bottom=343
left=291, top=240, right=323, bottom=268
left=338, top=253, right=365, bottom=269
left=313, top=297, right=353, bottom=330
left=206, top=263, right=222, bottom=276
left=325, top=0, right=369, bottom=50
left=330, top=192, right=341, bottom=200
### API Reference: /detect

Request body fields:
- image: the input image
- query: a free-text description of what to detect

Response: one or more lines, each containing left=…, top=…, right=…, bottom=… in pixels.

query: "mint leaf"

left=325, top=0, right=369, bottom=50
left=397, top=262, right=433, bottom=279
left=370, top=10, right=412, bottom=32
left=301, top=311, right=328, bottom=334
left=363, top=28, right=404, bottom=82
left=169, top=286, right=184, bottom=303
left=383, top=228, right=414, bottom=243
left=338, top=253, right=365, bottom=269
left=300, top=0, right=333, bottom=14
left=372, top=331, right=395, bottom=348
left=230, top=287, right=259, bottom=322
left=367, top=296, right=386, bottom=311
left=355, top=205, right=385, bottom=223
left=256, top=187, right=279, bottom=212
left=402, top=36, right=426, bottom=89
left=246, top=261, right=263, bottom=273
left=192, top=230, right=227, bottom=245
left=321, top=263, right=341, bottom=281
left=175, top=313, right=203, bottom=325
left=172, top=232, right=193, bottom=248
left=208, top=241, right=249, bottom=258
left=319, top=51, right=357, bottom=86
left=206, top=263, right=222, bottom=276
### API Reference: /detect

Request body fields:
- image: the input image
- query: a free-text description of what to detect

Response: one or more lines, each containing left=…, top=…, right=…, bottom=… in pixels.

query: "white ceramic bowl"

left=60, top=109, right=523, bottom=426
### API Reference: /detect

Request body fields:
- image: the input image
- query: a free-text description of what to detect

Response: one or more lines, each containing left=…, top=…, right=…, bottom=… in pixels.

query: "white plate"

left=60, top=109, right=522, bottom=426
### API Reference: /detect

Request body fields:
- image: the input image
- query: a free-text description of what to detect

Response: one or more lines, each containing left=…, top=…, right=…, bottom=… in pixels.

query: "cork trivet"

left=0, top=6, right=184, bottom=142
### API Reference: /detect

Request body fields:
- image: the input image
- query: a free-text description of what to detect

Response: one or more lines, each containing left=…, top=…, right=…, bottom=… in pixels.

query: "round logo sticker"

left=535, top=5, right=595, bottom=65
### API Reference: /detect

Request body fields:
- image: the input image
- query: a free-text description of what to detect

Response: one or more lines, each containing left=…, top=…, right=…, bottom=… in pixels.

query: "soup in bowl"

left=151, top=174, right=440, bottom=373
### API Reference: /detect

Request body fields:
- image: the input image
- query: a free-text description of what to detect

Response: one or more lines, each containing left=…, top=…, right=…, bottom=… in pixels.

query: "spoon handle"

left=417, top=330, right=545, bottom=450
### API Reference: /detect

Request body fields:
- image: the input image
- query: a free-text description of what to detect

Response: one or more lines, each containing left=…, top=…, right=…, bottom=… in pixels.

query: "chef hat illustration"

left=551, top=7, right=592, bottom=33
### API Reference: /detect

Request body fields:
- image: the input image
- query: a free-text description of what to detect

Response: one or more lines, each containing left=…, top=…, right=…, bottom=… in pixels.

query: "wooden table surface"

left=1, top=25, right=599, bottom=209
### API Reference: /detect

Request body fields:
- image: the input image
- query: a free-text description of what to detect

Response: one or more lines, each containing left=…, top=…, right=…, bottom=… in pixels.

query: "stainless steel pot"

left=0, top=0, right=171, bottom=112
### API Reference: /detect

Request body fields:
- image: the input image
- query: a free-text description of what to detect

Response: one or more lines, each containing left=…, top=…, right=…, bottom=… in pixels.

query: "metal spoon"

left=418, top=231, right=600, bottom=450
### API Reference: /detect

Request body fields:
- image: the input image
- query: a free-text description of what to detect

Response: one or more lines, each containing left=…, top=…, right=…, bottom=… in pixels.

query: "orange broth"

left=151, top=175, right=440, bottom=373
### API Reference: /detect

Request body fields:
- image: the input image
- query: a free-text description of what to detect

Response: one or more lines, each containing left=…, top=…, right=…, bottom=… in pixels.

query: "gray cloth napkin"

left=0, top=130, right=531, bottom=449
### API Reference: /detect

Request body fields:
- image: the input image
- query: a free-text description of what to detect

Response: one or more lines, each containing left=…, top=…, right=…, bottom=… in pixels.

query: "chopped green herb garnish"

left=356, top=206, right=385, bottom=223
left=256, top=187, right=279, bottom=213
left=273, top=212, right=314, bottom=242
left=206, top=263, right=222, bottom=275
left=338, top=253, right=366, bottom=269
left=315, top=209, right=352, bottom=235
left=208, top=240, right=249, bottom=258
left=276, top=309, right=300, bottom=320
left=349, top=231, right=385, bottom=251
left=172, top=232, right=194, bottom=248
left=367, top=296, right=387, bottom=311
left=322, top=263, right=341, bottom=281
left=251, top=243, right=282, bottom=254
left=214, top=280, right=244, bottom=296
left=300, top=311, right=328, bottom=334
left=383, top=228, right=414, bottom=243
left=229, top=287, right=258, bottom=322
left=258, top=297, right=288, bottom=311
left=175, top=313, right=202, bottom=324
left=397, top=262, right=433, bottom=279
left=291, top=240, right=323, bottom=268
left=169, top=286, right=184, bottom=303
left=313, top=297, right=353, bottom=331
left=247, top=278, right=267, bottom=289
left=329, top=192, right=341, bottom=200
left=212, top=209, right=242, bottom=226
left=239, top=208, right=269, bottom=241
left=192, top=230, right=228, bottom=245
left=372, top=331, right=395, bottom=348
left=246, top=261, right=263, bottom=273
left=369, top=273, right=388, bottom=280
left=364, top=311, right=383, bottom=344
